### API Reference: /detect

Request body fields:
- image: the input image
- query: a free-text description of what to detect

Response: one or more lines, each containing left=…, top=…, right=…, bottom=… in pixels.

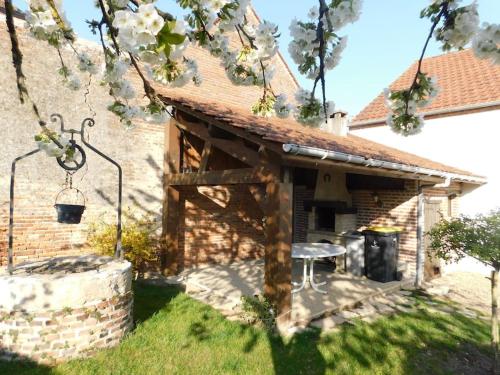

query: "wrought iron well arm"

left=8, top=149, right=41, bottom=274
left=80, top=118, right=123, bottom=259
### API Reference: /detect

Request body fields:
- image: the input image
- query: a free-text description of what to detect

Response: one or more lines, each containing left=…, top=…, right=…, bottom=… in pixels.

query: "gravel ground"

left=428, top=271, right=492, bottom=316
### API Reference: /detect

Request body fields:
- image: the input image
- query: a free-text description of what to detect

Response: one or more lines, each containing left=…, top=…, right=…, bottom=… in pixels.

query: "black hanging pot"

left=54, top=187, right=86, bottom=224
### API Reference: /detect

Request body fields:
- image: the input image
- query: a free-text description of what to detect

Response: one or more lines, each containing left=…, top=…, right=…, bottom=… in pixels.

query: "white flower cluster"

left=77, top=52, right=99, bottom=75
left=287, top=1, right=361, bottom=125
left=327, top=0, right=363, bottom=30
left=25, top=0, right=70, bottom=42
left=102, top=58, right=136, bottom=99
left=435, top=1, right=479, bottom=50
left=294, top=88, right=335, bottom=126
left=108, top=100, right=171, bottom=128
left=113, top=3, right=165, bottom=52
left=57, top=66, right=81, bottom=91
left=148, top=58, right=202, bottom=87
left=34, top=131, right=70, bottom=158
left=384, top=75, right=439, bottom=135
left=473, top=23, right=500, bottom=64
left=273, top=94, right=293, bottom=119
left=217, top=0, right=250, bottom=32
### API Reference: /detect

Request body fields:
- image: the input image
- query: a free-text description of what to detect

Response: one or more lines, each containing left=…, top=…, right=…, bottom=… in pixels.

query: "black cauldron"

left=55, top=203, right=85, bottom=224
left=54, top=187, right=86, bottom=224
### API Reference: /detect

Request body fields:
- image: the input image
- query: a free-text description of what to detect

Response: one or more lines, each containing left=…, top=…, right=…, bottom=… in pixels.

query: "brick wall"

left=177, top=185, right=265, bottom=269
left=293, top=186, right=315, bottom=243
left=0, top=22, right=164, bottom=266
left=0, top=292, right=133, bottom=364
left=351, top=180, right=419, bottom=275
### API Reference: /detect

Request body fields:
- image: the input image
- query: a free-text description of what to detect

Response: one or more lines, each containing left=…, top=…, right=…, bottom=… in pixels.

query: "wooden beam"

left=264, top=180, right=293, bottom=325
left=175, top=109, right=284, bottom=159
left=161, top=186, right=182, bottom=276
left=162, top=120, right=183, bottom=275
left=166, top=167, right=277, bottom=186
left=198, top=141, right=212, bottom=173
left=173, top=117, right=262, bottom=167
left=165, top=119, right=181, bottom=174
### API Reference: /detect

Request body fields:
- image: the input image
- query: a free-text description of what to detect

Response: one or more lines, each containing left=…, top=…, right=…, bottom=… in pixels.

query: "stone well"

left=0, top=255, right=133, bottom=364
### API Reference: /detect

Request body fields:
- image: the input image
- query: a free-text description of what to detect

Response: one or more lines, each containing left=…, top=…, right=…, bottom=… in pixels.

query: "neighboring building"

left=350, top=49, right=500, bottom=275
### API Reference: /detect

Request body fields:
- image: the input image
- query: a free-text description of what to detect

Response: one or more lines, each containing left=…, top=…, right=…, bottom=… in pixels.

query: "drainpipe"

left=415, top=177, right=451, bottom=287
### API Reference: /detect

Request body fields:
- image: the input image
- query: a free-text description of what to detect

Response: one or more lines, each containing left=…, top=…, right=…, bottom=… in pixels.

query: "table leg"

left=292, top=258, right=308, bottom=293
left=309, top=259, right=327, bottom=294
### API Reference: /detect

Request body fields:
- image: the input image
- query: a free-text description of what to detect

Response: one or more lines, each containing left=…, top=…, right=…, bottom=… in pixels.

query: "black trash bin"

left=363, top=227, right=403, bottom=283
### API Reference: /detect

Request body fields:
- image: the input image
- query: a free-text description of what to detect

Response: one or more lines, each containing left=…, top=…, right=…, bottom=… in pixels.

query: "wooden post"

left=162, top=120, right=182, bottom=275
left=264, top=174, right=293, bottom=326
left=162, top=187, right=181, bottom=275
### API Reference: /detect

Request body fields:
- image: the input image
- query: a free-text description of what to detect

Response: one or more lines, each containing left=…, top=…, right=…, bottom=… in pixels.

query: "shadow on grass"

left=132, top=281, right=183, bottom=324
left=0, top=284, right=493, bottom=375
left=0, top=282, right=181, bottom=375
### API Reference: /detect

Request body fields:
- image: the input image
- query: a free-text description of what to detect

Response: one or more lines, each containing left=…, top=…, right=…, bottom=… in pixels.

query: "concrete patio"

left=180, top=259, right=410, bottom=323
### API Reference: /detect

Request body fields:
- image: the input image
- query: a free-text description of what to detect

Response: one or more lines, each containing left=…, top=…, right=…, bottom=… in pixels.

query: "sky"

left=13, top=0, right=500, bottom=116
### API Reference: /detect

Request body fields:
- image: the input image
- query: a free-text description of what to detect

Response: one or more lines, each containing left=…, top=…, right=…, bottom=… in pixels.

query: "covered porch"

left=159, top=94, right=485, bottom=327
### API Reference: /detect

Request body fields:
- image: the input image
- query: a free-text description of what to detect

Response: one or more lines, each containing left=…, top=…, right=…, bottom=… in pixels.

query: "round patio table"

left=292, top=243, right=347, bottom=294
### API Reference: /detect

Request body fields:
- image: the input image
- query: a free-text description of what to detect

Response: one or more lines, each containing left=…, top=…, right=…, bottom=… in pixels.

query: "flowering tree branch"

left=5, top=0, right=499, bottom=152
left=405, top=3, right=447, bottom=114
left=384, top=0, right=498, bottom=136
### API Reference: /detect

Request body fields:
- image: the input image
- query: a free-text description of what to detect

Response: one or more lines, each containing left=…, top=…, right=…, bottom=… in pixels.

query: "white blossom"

left=436, top=2, right=479, bottom=49
left=77, top=52, right=98, bottom=74
left=327, top=0, right=363, bottom=30
left=273, top=94, right=292, bottom=119
left=472, top=23, right=500, bottom=64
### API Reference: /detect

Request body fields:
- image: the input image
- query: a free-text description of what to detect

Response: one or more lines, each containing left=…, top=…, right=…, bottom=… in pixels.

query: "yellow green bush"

left=88, top=212, right=159, bottom=276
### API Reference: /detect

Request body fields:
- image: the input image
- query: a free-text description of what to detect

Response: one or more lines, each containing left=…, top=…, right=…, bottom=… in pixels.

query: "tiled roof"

left=352, top=49, right=500, bottom=126
left=159, top=92, right=483, bottom=180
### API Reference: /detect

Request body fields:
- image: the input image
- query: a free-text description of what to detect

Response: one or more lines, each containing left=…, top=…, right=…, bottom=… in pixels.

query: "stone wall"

left=0, top=256, right=133, bottom=364
left=0, top=20, right=164, bottom=266
left=0, top=292, right=133, bottom=364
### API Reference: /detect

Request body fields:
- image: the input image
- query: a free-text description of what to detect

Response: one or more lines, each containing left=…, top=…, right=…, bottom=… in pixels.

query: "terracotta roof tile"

left=352, top=49, right=500, bottom=126
left=160, top=92, right=483, bottom=179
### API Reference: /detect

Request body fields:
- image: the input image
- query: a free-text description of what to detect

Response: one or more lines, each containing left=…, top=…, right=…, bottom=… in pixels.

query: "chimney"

left=322, top=111, right=349, bottom=137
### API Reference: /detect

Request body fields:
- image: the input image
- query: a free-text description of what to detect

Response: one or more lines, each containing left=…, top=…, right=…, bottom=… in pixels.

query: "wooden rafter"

left=166, top=167, right=277, bottom=186
left=173, top=116, right=263, bottom=167
left=198, top=141, right=212, bottom=173
left=174, top=109, right=284, bottom=158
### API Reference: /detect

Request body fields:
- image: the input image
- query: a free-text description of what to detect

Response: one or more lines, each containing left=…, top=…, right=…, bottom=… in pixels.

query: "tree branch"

left=4, top=0, right=44, bottom=125
left=404, top=3, right=448, bottom=113
left=97, top=0, right=121, bottom=55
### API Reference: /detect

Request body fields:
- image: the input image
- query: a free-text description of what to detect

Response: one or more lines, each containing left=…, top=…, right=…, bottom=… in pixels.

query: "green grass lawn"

left=0, top=283, right=492, bottom=375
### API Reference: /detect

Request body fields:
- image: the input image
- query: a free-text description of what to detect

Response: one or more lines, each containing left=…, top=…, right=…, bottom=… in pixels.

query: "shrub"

left=240, top=294, right=276, bottom=331
left=88, top=212, right=159, bottom=277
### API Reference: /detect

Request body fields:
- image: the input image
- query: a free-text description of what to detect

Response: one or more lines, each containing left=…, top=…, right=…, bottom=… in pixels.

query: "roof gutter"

left=282, top=143, right=486, bottom=184
left=350, top=100, right=500, bottom=128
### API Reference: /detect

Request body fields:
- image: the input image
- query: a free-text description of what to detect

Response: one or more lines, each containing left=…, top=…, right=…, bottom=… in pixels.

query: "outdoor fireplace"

left=304, top=200, right=358, bottom=234
left=315, top=206, right=336, bottom=231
